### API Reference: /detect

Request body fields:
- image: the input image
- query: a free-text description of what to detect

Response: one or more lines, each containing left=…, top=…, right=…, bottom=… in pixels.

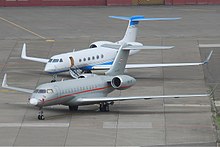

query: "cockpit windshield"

left=48, top=58, right=63, bottom=63
left=34, top=89, right=53, bottom=94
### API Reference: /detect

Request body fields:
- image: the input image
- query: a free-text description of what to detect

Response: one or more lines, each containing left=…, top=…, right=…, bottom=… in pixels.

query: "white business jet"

left=2, top=44, right=210, bottom=120
left=21, top=15, right=211, bottom=80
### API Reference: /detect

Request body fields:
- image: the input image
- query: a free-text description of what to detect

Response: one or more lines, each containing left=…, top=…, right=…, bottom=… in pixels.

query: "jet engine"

left=89, top=41, right=114, bottom=48
left=78, top=74, right=97, bottom=79
left=126, top=42, right=143, bottom=46
left=111, top=75, right=136, bottom=90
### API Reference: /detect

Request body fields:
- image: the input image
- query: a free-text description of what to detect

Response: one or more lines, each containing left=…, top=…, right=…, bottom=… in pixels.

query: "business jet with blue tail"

left=21, top=15, right=211, bottom=80
left=2, top=43, right=210, bottom=120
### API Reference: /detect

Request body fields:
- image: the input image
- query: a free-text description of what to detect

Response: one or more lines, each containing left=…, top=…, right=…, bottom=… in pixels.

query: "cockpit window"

left=53, top=59, right=59, bottom=62
left=48, top=59, right=53, bottom=62
left=59, top=59, right=63, bottom=62
left=47, top=89, right=54, bottom=93
left=34, top=89, right=39, bottom=93
left=34, top=89, right=46, bottom=93
left=38, top=89, right=46, bottom=93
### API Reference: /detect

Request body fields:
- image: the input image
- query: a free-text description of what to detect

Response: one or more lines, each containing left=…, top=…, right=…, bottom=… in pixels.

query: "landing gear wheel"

left=51, top=74, right=57, bottom=83
left=69, top=106, right=78, bottom=111
left=99, top=103, right=110, bottom=112
left=51, top=79, right=56, bottom=83
left=38, top=115, right=45, bottom=120
left=38, top=110, right=45, bottom=120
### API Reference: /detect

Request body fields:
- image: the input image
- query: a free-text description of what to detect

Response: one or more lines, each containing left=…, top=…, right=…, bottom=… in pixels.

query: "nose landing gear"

left=38, top=108, right=45, bottom=120
left=51, top=74, right=57, bottom=82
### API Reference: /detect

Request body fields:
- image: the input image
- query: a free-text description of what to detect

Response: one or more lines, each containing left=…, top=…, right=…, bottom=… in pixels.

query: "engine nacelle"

left=111, top=75, right=136, bottom=90
left=78, top=74, right=97, bottom=79
left=89, top=41, right=114, bottom=48
left=127, top=42, right=143, bottom=46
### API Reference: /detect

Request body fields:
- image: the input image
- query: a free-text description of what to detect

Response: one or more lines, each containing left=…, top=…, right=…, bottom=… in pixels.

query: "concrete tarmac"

left=0, top=6, right=219, bottom=146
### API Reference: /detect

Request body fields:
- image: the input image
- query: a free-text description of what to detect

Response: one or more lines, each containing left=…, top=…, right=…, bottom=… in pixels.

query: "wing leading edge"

left=21, top=43, right=49, bottom=63
left=2, top=74, right=34, bottom=93
left=92, top=50, right=213, bottom=70
left=76, top=93, right=209, bottom=103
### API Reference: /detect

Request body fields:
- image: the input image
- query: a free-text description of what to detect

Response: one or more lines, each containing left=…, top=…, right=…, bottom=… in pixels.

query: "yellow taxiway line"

left=0, top=16, right=55, bottom=42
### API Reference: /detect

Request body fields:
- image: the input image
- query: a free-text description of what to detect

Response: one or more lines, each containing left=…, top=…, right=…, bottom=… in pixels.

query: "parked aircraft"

left=21, top=15, right=184, bottom=79
left=2, top=44, right=210, bottom=120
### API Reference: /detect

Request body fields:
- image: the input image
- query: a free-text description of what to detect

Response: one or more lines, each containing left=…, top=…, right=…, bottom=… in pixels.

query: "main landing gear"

left=69, top=106, right=79, bottom=111
left=99, top=102, right=114, bottom=112
left=38, top=108, right=45, bottom=120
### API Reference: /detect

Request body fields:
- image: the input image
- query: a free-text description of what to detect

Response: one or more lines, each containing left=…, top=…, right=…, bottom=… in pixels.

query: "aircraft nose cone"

left=44, top=64, right=55, bottom=73
left=30, top=98, right=38, bottom=106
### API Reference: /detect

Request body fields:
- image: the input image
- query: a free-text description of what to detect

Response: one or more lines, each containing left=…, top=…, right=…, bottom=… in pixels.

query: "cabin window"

left=83, top=58, right=86, bottom=61
left=92, top=56, right=95, bottom=60
left=88, top=57, right=90, bottom=61
left=79, top=59, right=82, bottom=62
left=96, top=55, right=99, bottom=59
left=101, top=54, right=104, bottom=58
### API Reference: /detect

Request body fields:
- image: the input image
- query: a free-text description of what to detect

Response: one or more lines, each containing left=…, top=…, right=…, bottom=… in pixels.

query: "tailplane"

left=110, top=15, right=181, bottom=44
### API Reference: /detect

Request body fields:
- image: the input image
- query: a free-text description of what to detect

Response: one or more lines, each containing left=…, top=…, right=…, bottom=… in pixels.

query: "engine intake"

left=111, top=75, right=136, bottom=90
left=89, top=41, right=114, bottom=48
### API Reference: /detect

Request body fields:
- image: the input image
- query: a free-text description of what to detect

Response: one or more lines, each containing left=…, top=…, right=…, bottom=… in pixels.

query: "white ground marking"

left=103, top=122, right=152, bottom=129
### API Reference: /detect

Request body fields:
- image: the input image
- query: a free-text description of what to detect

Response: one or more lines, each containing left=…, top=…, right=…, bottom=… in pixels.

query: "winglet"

left=203, top=50, right=213, bottom=64
left=20, top=43, right=48, bottom=63
left=1, top=73, right=34, bottom=93
left=2, top=74, right=8, bottom=88
left=21, top=43, right=27, bottom=59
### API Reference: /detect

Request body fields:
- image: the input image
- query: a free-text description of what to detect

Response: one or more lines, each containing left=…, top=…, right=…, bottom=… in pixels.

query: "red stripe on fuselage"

left=43, top=85, right=112, bottom=104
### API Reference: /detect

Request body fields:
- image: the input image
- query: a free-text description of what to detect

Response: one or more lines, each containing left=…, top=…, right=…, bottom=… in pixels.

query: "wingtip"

left=21, top=43, right=27, bottom=58
left=204, top=50, right=213, bottom=64
left=2, top=74, right=8, bottom=88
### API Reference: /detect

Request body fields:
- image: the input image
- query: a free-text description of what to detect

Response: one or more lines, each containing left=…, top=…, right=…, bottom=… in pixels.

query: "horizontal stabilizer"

left=109, top=16, right=181, bottom=22
left=2, top=74, right=34, bottom=93
left=21, top=43, right=48, bottom=63
left=101, top=44, right=174, bottom=50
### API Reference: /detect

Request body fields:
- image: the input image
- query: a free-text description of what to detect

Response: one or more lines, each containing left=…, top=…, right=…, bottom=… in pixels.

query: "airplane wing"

left=21, top=43, right=49, bottom=63
left=92, top=50, right=213, bottom=70
left=76, top=93, right=209, bottom=103
left=101, top=44, right=174, bottom=50
left=2, top=74, right=34, bottom=93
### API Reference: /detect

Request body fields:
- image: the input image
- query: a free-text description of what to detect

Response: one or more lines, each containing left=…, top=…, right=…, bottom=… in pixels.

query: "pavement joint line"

left=0, top=123, right=69, bottom=127
left=103, top=122, right=152, bottom=129
left=164, top=104, right=210, bottom=107
left=199, top=44, right=220, bottom=48
left=0, top=16, right=46, bottom=40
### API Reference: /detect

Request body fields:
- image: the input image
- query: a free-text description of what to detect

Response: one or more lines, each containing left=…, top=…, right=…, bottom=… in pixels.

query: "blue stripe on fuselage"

left=81, top=61, right=113, bottom=70
left=46, top=61, right=113, bottom=74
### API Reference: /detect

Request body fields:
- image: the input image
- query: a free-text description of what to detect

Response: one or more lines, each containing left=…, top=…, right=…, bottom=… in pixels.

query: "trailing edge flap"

left=76, top=94, right=209, bottom=103
left=101, top=44, right=174, bottom=50
left=2, top=74, right=34, bottom=93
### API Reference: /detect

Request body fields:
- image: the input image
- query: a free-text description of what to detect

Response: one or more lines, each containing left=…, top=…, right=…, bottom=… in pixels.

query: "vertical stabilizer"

left=109, top=15, right=181, bottom=44
left=105, top=44, right=129, bottom=76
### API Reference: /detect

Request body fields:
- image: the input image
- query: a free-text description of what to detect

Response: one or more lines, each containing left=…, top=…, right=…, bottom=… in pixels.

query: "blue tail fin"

left=109, top=15, right=181, bottom=43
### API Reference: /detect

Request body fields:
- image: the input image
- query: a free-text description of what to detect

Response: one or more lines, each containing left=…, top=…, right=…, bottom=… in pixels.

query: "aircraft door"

left=69, top=56, right=74, bottom=68
left=53, top=86, right=61, bottom=98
